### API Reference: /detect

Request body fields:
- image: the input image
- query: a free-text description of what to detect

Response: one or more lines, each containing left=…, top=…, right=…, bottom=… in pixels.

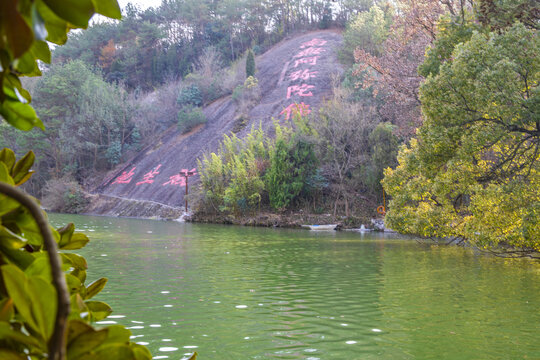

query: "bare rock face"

left=91, top=30, right=343, bottom=216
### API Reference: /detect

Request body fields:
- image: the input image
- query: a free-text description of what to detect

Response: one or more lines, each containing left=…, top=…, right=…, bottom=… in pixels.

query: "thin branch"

left=0, top=182, right=70, bottom=360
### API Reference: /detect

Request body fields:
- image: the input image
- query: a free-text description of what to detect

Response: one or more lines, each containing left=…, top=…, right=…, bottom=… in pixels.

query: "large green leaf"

left=0, top=1, right=33, bottom=58
left=31, top=40, right=51, bottom=64
left=91, top=0, right=121, bottom=19
left=0, top=98, right=43, bottom=131
left=85, top=278, right=107, bottom=299
left=3, top=207, right=43, bottom=247
left=58, top=222, right=75, bottom=248
left=79, top=344, right=135, bottom=360
left=1, top=265, right=38, bottom=333
left=0, top=226, right=27, bottom=250
left=0, top=299, right=14, bottom=322
left=131, top=343, right=153, bottom=360
left=0, top=163, right=15, bottom=185
left=61, top=253, right=88, bottom=270
left=0, top=148, right=16, bottom=172
left=86, top=301, right=112, bottom=321
left=12, top=151, right=35, bottom=185
left=66, top=273, right=83, bottom=295
left=36, top=0, right=69, bottom=45
left=27, top=276, right=57, bottom=340
left=100, top=325, right=131, bottom=345
left=3, top=74, right=32, bottom=103
left=0, top=245, right=35, bottom=269
left=71, top=268, right=87, bottom=284
left=67, top=319, right=94, bottom=343
left=59, top=233, right=90, bottom=250
left=0, top=349, right=27, bottom=360
left=43, top=0, right=95, bottom=29
left=66, top=326, right=108, bottom=359
left=13, top=51, right=41, bottom=76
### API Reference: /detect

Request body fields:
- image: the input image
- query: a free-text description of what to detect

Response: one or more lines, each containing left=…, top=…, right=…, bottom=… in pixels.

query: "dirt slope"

left=89, top=30, right=343, bottom=217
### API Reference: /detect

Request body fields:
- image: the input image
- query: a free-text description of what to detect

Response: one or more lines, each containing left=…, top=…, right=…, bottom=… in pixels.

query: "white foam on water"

left=163, top=305, right=173, bottom=307
left=183, top=346, right=198, bottom=349
left=346, top=340, right=357, bottom=345
left=235, top=305, right=248, bottom=309
left=108, top=315, right=126, bottom=319
left=150, top=324, right=162, bottom=328
left=137, top=342, right=149, bottom=345
left=96, top=320, right=116, bottom=324
left=372, top=328, right=382, bottom=333
left=159, top=347, right=179, bottom=352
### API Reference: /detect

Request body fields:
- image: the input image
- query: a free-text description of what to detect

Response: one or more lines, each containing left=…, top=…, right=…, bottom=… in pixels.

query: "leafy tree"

left=178, top=85, right=203, bottom=107
left=246, top=49, right=256, bottom=78
left=316, top=86, right=376, bottom=216
left=383, top=22, right=539, bottom=253
left=265, top=123, right=317, bottom=210
left=365, top=122, right=399, bottom=192
left=340, top=4, right=392, bottom=64
left=198, top=125, right=268, bottom=214
left=178, top=105, right=207, bottom=134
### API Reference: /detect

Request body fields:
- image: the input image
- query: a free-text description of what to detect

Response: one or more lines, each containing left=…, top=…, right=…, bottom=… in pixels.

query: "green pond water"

left=49, top=214, right=540, bottom=360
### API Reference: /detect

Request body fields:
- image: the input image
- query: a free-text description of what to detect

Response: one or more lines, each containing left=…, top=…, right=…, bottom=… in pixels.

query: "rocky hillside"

left=88, top=30, right=343, bottom=218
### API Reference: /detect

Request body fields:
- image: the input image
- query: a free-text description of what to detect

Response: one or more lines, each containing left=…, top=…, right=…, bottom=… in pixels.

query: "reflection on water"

left=49, top=214, right=540, bottom=359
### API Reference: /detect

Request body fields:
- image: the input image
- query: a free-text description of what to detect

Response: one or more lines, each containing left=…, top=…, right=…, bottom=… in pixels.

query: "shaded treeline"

left=53, top=0, right=374, bottom=90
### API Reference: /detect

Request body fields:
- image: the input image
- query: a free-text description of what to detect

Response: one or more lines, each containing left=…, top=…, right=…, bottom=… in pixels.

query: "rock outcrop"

left=90, top=30, right=343, bottom=218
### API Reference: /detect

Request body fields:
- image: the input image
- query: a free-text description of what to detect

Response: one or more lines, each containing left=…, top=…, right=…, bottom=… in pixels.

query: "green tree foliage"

left=198, top=120, right=318, bottom=214
left=340, top=4, right=392, bottom=64
left=3, top=61, right=136, bottom=190
left=49, top=0, right=382, bottom=90
left=177, top=85, right=203, bottom=107
left=245, top=49, right=256, bottom=78
left=265, top=125, right=317, bottom=210
left=383, top=21, right=539, bottom=253
left=365, top=122, right=398, bottom=192
left=198, top=125, right=268, bottom=213
left=178, top=106, right=207, bottom=134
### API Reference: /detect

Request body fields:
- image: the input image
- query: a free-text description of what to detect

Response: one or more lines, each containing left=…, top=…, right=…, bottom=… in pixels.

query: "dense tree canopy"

left=383, top=19, right=539, bottom=252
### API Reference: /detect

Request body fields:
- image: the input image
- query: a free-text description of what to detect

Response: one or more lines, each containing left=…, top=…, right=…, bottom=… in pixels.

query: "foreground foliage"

left=0, top=0, right=194, bottom=359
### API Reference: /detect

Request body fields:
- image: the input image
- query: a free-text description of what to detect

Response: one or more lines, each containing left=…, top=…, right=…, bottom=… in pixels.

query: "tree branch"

left=0, top=182, right=70, bottom=360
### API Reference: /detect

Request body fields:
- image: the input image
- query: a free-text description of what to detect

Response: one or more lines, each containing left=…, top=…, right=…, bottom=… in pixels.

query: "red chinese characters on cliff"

left=287, top=84, right=314, bottom=99
left=289, top=69, right=317, bottom=81
left=280, top=102, right=311, bottom=120
left=136, top=164, right=162, bottom=186
left=294, top=47, right=325, bottom=58
left=300, top=38, right=327, bottom=48
left=293, top=56, right=319, bottom=68
left=112, top=167, right=136, bottom=184
left=163, top=168, right=197, bottom=187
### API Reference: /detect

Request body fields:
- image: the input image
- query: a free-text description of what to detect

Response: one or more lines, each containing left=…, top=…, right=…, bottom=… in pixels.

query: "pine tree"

left=246, top=49, right=255, bottom=78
